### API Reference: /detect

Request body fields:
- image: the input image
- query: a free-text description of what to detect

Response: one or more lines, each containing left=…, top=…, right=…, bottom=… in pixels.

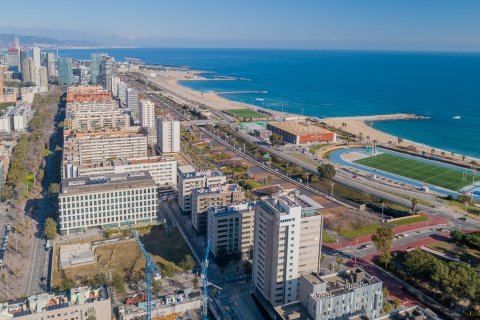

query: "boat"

left=452, top=115, right=461, bottom=119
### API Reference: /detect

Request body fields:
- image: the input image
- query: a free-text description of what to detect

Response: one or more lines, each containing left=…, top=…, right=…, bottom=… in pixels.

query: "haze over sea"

left=59, top=48, right=480, bottom=158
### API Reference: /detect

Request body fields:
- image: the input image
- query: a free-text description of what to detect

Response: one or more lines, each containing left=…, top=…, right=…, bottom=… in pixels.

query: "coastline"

left=143, top=67, right=480, bottom=162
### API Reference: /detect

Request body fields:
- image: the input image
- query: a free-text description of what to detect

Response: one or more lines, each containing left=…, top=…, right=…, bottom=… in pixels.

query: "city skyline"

left=1, top=0, right=480, bottom=51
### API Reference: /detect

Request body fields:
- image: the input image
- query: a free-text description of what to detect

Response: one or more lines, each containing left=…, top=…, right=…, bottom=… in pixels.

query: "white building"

left=59, top=171, right=158, bottom=234
left=156, top=119, right=180, bottom=154
left=139, top=99, right=155, bottom=128
left=126, top=87, right=139, bottom=118
left=253, top=189, right=324, bottom=307
left=46, top=52, right=56, bottom=80
left=32, top=47, right=41, bottom=68
left=0, top=104, right=32, bottom=133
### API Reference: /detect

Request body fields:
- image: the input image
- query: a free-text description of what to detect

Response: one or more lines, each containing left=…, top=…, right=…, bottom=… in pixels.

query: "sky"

left=2, top=0, right=480, bottom=51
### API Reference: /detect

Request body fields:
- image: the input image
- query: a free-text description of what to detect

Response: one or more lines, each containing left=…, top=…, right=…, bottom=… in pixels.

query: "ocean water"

left=58, top=48, right=480, bottom=158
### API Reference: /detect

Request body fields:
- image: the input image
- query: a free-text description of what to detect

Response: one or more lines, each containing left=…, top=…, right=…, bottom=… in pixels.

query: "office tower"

left=156, top=119, right=180, bottom=153
left=14, top=35, right=20, bottom=50
left=58, top=58, right=73, bottom=85
left=126, top=87, right=139, bottom=117
left=139, top=99, right=155, bottom=128
left=252, top=189, right=324, bottom=307
left=21, top=57, right=35, bottom=83
left=117, top=81, right=127, bottom=104
left=7, top=50, right=20, bottom=72
left=177, top=165, right=226, bottom=213
left=0, top=72, right=3, bottom=98
left=99, top=56, right=114, bottom=90
left=46, top=52, right=57, bottom=80
left=32, top=47, right=41, bottom=68
left=89, top=52, right=105, bottom=84
left=78, top=65, right=90, bottom=84
left=38, top=66, right=48, bottom=87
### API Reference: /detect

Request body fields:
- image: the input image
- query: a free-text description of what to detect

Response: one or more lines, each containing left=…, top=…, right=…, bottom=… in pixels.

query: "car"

left=45, top=240, right=51, bottom=250
left=40, top=276, right=46, bottom=282
left=162, top=196, right=168, bottom=201
left=458, top=217, right=467, bottom=221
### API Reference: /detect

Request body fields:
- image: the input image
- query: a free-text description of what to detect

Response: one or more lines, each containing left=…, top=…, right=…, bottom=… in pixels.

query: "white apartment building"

left=0, top=104, right=32, bottom=133
left=65, top=108, right=130, bottom=131
left=59, top=171, right=158, bottom=234
left=208, top=203, right=255, bottom=257
left=64, top=156, right=178, bottom=188
left=126, top=87, right=139, bottom=117
left=139, top=99, right=155, bottom=128
left=62, top=129, right=148, bottom=166
left=253, top=189, right=324, bottom=307
left=156, top=119, right=180, bottom=153
left=177, top=165, right=226, bottom=212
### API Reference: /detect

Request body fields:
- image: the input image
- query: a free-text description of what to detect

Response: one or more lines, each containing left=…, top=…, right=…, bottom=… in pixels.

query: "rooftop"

left=0, top=286, right=109, bottom=317
left=193, top=184, right=241, bottom=196
left=64, top=127, right=144, bottom=139
left=209, top=202, right=255, bottom=217
left=179, top=168, right=224, bottom=180
left=268, top=121, right=333, bottom=136
left=261, top=189, right=324, bottom=217
left=61, top=171, right=156, bottom=194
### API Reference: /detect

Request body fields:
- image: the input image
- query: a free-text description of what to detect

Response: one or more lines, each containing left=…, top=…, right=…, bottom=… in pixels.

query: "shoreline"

left=142, top=67, right=480, bottom=162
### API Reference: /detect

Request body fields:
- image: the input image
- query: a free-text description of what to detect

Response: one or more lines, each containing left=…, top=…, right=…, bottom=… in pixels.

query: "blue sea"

left=58, top=48, right=480, bottom=158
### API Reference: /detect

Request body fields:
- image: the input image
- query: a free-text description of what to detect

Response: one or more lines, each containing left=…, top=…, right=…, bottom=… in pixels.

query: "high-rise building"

left=38, top=66, right=48, bottom=87
left=99, top=56, right=114, bottom=91
left=89, top=53, right=105, bottom=84
left=14, top=35, right=20, bottom=50
left=252, top=189, right=324, bottom=307
left=58, top=58, right=73, bottom=85
left=21, top=57, right=35, bottom=83
left=126, top=87, right=139, bottom=117
left=139, top=99, right=155, bottom=128
left=156, top=119, right=180, bottom=153
left=32, top=47, right=41, bottom=68
left=46, top=52, right=57, bottom=80
left=0, top=72, right=3, bottom=98
left=7, top=49, right=20, bottom=72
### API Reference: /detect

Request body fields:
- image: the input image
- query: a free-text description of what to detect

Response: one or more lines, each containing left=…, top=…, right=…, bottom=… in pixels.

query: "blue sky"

left=2, top=0, right=480, bottom=51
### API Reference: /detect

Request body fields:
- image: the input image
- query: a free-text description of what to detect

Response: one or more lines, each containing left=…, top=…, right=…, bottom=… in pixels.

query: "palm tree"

left=302, top=173, right=310, bottom=184
left=422, top=151, right=426, bottom=157
left=358, top=132, right=363, bottom=143
left=450, top=152, right=454, bottom=160
left=441, top=151, right=446, bottom=158
left=462, top=155, right=466, bottom=163
left=411, top=198, right=418, bottom=214
left=397, top=137, right=403, bottom=144
left=311, top=175, right=320, bottom=184
left=431, top=148, right=435, bottom=155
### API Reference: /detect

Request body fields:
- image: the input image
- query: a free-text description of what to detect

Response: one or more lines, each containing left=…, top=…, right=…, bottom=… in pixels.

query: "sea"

left=57, top=48, right=480, bottom=158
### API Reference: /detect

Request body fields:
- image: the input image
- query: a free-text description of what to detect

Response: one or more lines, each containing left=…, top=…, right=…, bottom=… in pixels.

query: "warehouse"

left=266, top=121, right=336, bottom=144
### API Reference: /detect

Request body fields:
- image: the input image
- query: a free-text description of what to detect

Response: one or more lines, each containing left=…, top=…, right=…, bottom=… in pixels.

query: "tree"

left=243, top=260, right=252, bottom=274
left=48, top=183, right=60, bottom=197
left=179, top=254, right=195, bottom=272
left=263, top=175, right=273, bottom=186
left=192, top=275, right=200, bottom=289
left=317, top=164, right=336, bottom=180
left=302, top=173, right=310, bottom=183
left=462, top=155, right=466, bottom=163
left=397, top=137, right=403, bottom=144
left=269, top=133, right=282, bottom=146
left=328, top=263, right=334, bottom=273
left=441, top=151, right=446, bottom=158
left=111, top=273, right=126, bottom=296
left=392, top=298, right=402, bottom=310
left=44, top=217, right=58, bottom=240
left=335, top=255, right=344, bottom=271
left=371, top=226, right=395, bottom=269
left=382, top=287, right=390, bottom=299
left=411, top=198, right=418, bottom=214
left=431, top=148, right=435, bottom=155
left=311, top=175, right=320, bottom=183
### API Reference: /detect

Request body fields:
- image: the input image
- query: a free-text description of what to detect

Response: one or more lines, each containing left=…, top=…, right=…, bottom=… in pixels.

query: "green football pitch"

left=354, top=153, right=477, bottom=191
left=225, top=109, right=266, bottom=119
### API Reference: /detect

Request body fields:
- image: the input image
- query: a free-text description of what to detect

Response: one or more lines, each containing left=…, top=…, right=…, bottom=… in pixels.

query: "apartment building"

left=64, top=107, right=130, bottom=131
left=191, top=184, right=245, bottom=233
left=252, top=189, right=324, bottom=307
left=139, top=99, right=155, bottom=128
left=177, top=165, right=226, bottom=213
left=156, top=119, right=180, bottom=153
left=0, top=285, right=111, bottom=320
left=208, top=203, right=255, bottom=257
left=59, top=171, right=157, bottom=234
left=66, top=86, right=112, bottom=103
left=127, top=88, right=139, bottom=117
left=65, top=156, right=177, bottom=188
left=274, top=268, right=383, bottom=320
left=0, top=103, right=32, bottom=133
left=62, top=128, right=148, bottom=167
left=0, top=144, right=9, bottom=189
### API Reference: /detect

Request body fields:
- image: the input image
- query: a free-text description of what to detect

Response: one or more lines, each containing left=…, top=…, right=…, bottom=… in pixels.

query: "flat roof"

left=268, top=121, right=333, bottom=136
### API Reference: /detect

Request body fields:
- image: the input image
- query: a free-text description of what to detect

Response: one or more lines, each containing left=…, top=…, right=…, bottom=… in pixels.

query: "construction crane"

left=201, top=240, right=211, bottom=320
left=127, top=222, right=161, bottom=320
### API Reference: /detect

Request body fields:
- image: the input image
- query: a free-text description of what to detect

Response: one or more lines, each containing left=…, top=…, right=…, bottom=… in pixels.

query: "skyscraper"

left=0, top=72, right=3, bottom=98
left=126, top=87, right=139, bottom=117
left=156, top=119, right=181, bottom=153
left=99, top=56, right=114, bottom=90
left=32, top=47, right=41, bottom=68
left=252, top=189, right=324, bottom=307
left=14, top=35, right=20, bottom=50
left=21, top=57, right=35, bottom=83
left=89, top=53, right=105, bottom=84
left=46, top=52, right=57, bottom=80
left=38, top=66, right=48, bottom=87
left=139, top=99, right=155, bottom=128
left=58, top=58, right=73, bottom=85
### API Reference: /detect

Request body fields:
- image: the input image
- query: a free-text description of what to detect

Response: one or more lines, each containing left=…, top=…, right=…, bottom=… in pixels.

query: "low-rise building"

left=267, top=121, right=336, bottom=145
left=274, top=268, right=383, bottom=320
left=0, top=285, right=111, bottom=320
left=208, top=202, right=255, bottom=257
left=191, top=184, right=245, bottom=233
left=177, top=165, right=226, bottom=213
left=59, top=171, right=158, bottom=234
left=0, top=103, right=32, bottom=133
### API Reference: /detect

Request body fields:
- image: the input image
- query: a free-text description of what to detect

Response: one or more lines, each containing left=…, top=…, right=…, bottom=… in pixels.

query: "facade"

left=274, top=268, right=383, bottom=320
left=62, top=129, right=148, bottom=166
left=208, top=203, right=255, bottom=257
left=21, top=57, right=35, bottom=83
left=126, top=88, right=139, bottom=117
left=99, top=55, right=114, bottom=91
left=66, top=86, right=112, bottom=103
left=89, top=52, right=105, bottom=84
left=139, top=99, right=155, bottom=128
left=64, top=106, right=130, bottom=131
left=32, top=47, right=41, bottom=68
left=37, top=66, right=48, bottom=87
left=177, top=165, right=226, bottom=213
left=191, top=184, right=245, bottom=233
left=0, top=285, right=111, bottom=320
left=267, top=121, right=336, bottom=145
left=46, top=52, right=56, bottom=80
left=252, top=189, right=324, bottom=306
left=58, top=58, right=73, bottom=85
left=156, top=119, right=180, bottom=153
left=65, top=156, right=178, bottom=187
left=0, top=104, right=32, bottom=133
left=59, top=171, right=158, bottom=234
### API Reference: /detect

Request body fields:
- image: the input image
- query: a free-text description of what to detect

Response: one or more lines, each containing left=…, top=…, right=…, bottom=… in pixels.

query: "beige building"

left=252, top=189, right=324, bottom=307
left=59, top=171, right=157, bottom=234
left=62, top=128, right=148, bottom=167
left=0, top=285, right=111, bottom=320
left=139, top=99, right=155, bottom=128
left=208, top=202, right=255, bottom=257
left=177, top=165, right=226, bottom=213
left=191, top=184, right=245, bottom=233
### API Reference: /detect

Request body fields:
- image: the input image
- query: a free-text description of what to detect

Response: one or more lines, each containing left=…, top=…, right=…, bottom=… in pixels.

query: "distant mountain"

left=0, top=34, right=95, bottom=49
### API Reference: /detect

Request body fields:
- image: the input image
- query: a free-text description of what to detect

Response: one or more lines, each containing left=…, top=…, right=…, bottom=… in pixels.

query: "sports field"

left=355, top=153, right=476, bottom=191
left=226, top=108, right=266, bottom=119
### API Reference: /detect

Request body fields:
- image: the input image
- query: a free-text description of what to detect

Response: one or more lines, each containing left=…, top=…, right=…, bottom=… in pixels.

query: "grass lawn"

left=226, top=108, right=266, bottom=119
left=387, top=215, right=428, bottom=227
left=339, top=223, right=381, bottom=238
left=426, top=240, right=480, bottom=269
left=240, top=179, right=263, bottom=190
left=322, top=231, right=336, bottom=243
left=355, top=153, right=477, bottom=191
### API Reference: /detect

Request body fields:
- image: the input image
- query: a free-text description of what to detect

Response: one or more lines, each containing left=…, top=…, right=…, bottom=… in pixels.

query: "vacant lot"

left=226, top=108, right=266, bottom=119
left=355, top=153, right=476, bottom=191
